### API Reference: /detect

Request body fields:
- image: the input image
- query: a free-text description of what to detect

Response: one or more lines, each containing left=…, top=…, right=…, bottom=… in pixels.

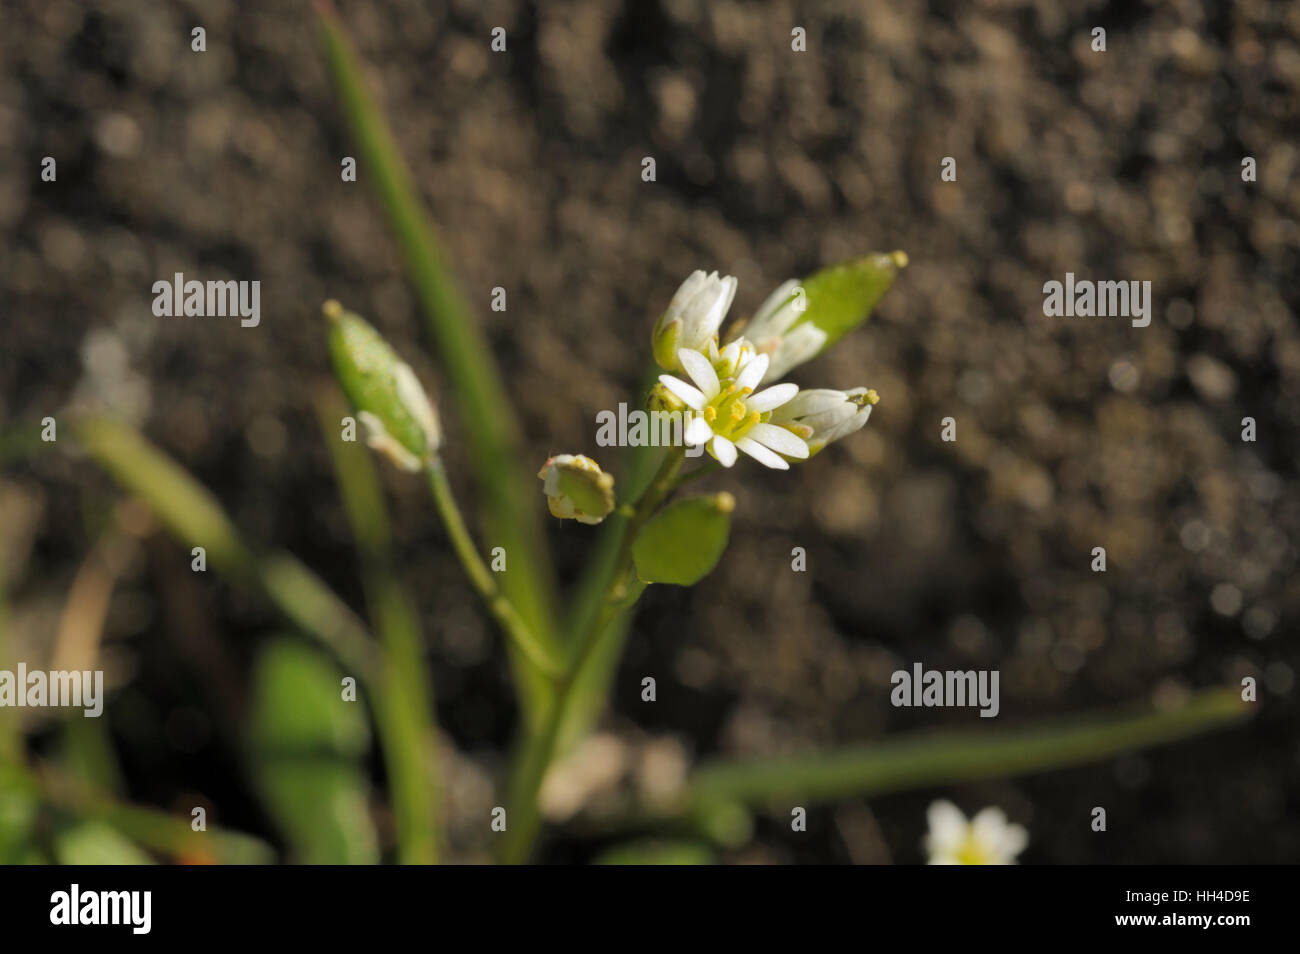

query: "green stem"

left=670, top=459, right=721, bottom=490
left=424, top=460, right=562, bottom=679
left=502, top=449, right=684, bottom=863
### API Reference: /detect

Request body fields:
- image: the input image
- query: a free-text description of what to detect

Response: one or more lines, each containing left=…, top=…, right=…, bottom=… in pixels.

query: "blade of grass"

left=0, top=760, right=274, bottom=864
left=75, top=415, right=379, bottom=685
left=676, top=688, right=1251, bottom=813
left=316, top=3, right=558, bottom=724
left=316, top=388, right=441, bottom=864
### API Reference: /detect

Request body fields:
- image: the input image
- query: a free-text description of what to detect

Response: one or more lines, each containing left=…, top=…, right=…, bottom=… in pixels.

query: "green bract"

left=632, top=492, right=734, bottom=585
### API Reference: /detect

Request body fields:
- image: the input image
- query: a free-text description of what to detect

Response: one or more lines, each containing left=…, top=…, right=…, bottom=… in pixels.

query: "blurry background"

left=1, top=0, right=1297, bottom=862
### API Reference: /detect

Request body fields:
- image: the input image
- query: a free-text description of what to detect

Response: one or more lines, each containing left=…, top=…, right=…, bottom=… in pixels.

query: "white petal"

left=735, top=437, right=789, bottom=469
left=710, top=434, right=737, bottom=467
left=996, top=823, right=1029, bottom=862
left=749, top=279, right=800, bottom=335
left=763, top=324, right=827, bottom=383
left=684, top=416, right=714, bottom=446
left=925, top=801, right=968, bottom=857
left=746, top=382, right=799, bottom=413
left=735, top=352, right=770, bottom=391
left=799, top=389, right=849, bottom=415
left=677, top=348, right=721, bottom=400
left=667, top=271, right=707, bottom=316
left=658, top=374, right=706, bottom=411
left=394, top=362, right=441, bottom=452
left=747, top=423, right=809, bottom=459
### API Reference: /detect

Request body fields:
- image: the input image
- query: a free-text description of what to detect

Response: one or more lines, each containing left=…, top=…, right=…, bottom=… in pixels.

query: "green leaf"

left=594, top=839, right=715, bottom=865
left=77, top=417, right=253, bottom=573
left=0, top=761, right=274, bottom=864
left=794, top=251, right=908, bottom=354
left=0, top=790, right=39, bottom=864
left=77, top=415, right=380, bottom=684
left=249, top=638, right=378, bottom=864
left=632, top=493, right=733, bottom=585
left=54, top=820, right=155, bottom=865
left=679, top=688, right=1251, bottom=812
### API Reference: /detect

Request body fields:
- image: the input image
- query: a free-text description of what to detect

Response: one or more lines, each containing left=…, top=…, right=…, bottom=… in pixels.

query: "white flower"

left=657, top=339, right=808, bottom=469
left=769, top=387, right=878, bottom=455
left=742, top=279, right=827, bottom=383
left=652, top=271, right=738, bottom=371
left=924, top=800, right=1028, bottom=865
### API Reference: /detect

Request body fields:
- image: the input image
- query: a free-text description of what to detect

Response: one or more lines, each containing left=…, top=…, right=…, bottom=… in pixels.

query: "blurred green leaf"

left=317, top=389, right=441, bottom=864
left=77, top=416, right=379, bottom=684
left=317, top=5, right=559, bottom=724
left=794, top=251, right=907, bottom=354
left=54, top=820, right=154, bottom=865
left=680, top=688, right=1251, bottom=812
left=250, top=637, right=378, bottom=864
left=77, top=417, right=252, bottom=572
left=0, top=790, right=39, bottom=863
left=593, top=839, right=715, bottom=865
left=632, top=494, right=733, bottom=585
left=0, top=760, right=273, bottom=864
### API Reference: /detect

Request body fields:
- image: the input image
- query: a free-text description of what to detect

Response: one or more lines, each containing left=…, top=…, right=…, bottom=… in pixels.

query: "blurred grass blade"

left=317, top=4, right=558, bottom=722
left=317, top=388, right=441, bottom=864
left=681, top=688, right=1250, bottom=811
left=76, top=416, right=379, bottom=684
left=54, top=820, right=155, bottom=865
left=0, top=760, right=274, bottom=863
left=250, top=637, right=379, bottom=864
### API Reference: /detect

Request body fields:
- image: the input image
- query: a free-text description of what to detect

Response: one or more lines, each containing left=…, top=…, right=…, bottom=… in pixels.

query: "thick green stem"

left=424, top=461, right=562, bottom=679
left=501, top=449, right=684, bottom=863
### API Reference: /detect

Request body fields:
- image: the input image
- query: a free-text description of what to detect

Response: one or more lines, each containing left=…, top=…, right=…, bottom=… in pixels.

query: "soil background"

left=2, top=0, right=1298, bottom=863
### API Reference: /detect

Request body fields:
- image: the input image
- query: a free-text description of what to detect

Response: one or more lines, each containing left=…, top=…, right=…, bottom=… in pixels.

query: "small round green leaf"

left=632, top=493, right=733, bottom=585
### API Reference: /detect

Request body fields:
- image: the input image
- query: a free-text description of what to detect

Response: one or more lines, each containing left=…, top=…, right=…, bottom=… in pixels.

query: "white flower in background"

left=741, top=278, right=827, bottom=383
left=770, top=387, right=879, bottom=455
left=658, top=340, right=807, bottom=469
left=538, top=454, right=616, bottom=524
left=924, top=800, right=1028, bottom=865
left=652, top=270, right=738, bottom=371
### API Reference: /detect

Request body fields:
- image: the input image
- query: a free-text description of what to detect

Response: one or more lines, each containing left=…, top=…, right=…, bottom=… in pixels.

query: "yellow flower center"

left=702, top=383, right=762, bottom=440
left=955, top=833, right=994, bottom=865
